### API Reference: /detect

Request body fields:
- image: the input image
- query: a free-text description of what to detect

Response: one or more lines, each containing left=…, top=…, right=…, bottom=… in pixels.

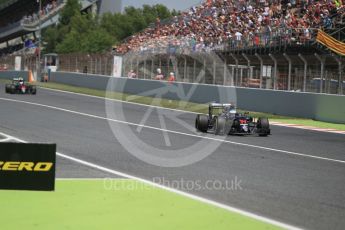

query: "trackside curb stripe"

left=270, top=122, right=345, bottom=135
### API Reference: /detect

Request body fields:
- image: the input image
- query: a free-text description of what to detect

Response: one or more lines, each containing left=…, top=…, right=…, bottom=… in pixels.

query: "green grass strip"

left=0, top=179, right=280, bottom=230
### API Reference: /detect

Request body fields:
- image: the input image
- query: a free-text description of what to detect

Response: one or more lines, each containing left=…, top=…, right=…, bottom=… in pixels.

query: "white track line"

left=0, top=131, right=301, bottom=230
left=40, top=87, right=345, bottom=135
left=40, top=87, right=196, bottom=115
left=1, top=97, right=344, bottom=164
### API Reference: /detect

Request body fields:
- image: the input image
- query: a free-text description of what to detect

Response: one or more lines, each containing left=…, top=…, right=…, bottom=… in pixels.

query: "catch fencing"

left=0, top=46, right=344, bottom=95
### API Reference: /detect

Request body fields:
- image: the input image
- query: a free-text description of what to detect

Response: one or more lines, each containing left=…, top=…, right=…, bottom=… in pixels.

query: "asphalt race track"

left=0, top=83, right=344, bottom=230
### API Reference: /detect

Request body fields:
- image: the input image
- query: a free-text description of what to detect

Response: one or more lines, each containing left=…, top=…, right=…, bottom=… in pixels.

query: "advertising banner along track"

left=0, top=143, right=56, bottom=191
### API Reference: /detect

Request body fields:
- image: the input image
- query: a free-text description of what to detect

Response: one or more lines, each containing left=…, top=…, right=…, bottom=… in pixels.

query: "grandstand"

left=0, top=0, right=121, bottom=56
left=114, top=0, right=345, bottom=95
left=0, top=0, right=344, bottom=95
left=116, top=0, right=345, bottom=54
left=0, top=0, right=63, bottom=57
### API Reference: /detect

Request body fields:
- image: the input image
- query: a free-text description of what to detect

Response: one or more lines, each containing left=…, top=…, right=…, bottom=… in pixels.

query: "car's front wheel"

left=29, top=86, right=37, bottom=95
left=257, top=117, right=270, bottom=136
left=214, top=116, right=226, bottom=135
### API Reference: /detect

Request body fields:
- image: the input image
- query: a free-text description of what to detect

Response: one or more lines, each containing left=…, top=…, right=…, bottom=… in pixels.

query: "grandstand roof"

left=0, top=0, right=40, bottom=44
left=0, top=0, right=18, bottom=11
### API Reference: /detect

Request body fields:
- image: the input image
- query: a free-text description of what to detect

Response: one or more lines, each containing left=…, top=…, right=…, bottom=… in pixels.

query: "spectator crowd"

left=21, top=0, right=63, bottom=25
left=116, top=0, right=345, bottom=54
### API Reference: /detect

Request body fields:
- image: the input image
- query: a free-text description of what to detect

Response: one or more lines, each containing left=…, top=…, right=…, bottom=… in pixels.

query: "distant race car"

left=5, top=78, right=36, bottom=95
left=195, top=103, right=270, bottom=136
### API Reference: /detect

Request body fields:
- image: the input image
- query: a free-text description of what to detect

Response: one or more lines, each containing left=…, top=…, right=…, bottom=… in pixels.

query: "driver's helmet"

left=19, top=78, right=24, bottom=84
left=223, top=105, right=231, bottom=114
left=229, top=105, right=237, bottom=114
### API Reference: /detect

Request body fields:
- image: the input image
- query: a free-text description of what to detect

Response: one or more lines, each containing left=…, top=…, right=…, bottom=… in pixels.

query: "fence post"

left=255, top=53, right=263, bottom=89
left=332, top=55, right=342, bottom=95
left=151, top=58, right=154, bottom=79
left=203, top=58, right=206, bottom=83
left=89, top=56, right=92, bottom=74
left=213, top=60, right=216, bottom=85
left=99, top=57, right=102, bottom=75
left=298, top=54, right=308, bottom=92
left=242, top=53, right=251, bottom=87
left=95, top=57, right=97, bottom=74
left=269, top=53, right=277, bottom=90
left=167, top=57, right=170, bottom=76
left=93, top=57, right=96, bottom=74
left=314, top=53, right=325, bottom=93
left=283, top=53, right=292, bottom=91
left=229, top=53, right=238, bottom=86
left=105, top=56, right=109, bottom=76
left=98, top=57, right=100, bottom=74
left=143, top=59, right=146, bottom=79
left=75, top=56, right=78, bottom=73
left=193, top=59, right=196, bottom=83
left=223, top=59, right=227, bottom=85
left=136, top=59, right=139, bottom=79
left=184, top=57, right=187, bottom=82
left=174, top=56, right=178, bottom=81
left=118, top=56, right=122, bottom=77
left=97, top=57, right=100, bottom=74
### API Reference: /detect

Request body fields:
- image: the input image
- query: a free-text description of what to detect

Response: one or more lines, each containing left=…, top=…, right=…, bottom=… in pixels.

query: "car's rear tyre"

left=214, top=116, right=226, bottom=135
left=257, top=117, right=270, bottom=136
left=5, top=84, right=10, bottom=93
left=9, top=85, right=15, bottom=94
left=195, top=114, right=209, bottom=133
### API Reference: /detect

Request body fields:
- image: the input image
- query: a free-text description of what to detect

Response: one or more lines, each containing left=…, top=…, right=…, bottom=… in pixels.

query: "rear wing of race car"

left=209, top=103, right=233, bottom=108
left=12, top=77, right=24, bottom=82
left=208, top=103, right=235, bottom=117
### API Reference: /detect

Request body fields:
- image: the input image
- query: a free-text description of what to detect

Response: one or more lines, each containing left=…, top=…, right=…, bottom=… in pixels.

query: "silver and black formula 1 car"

left=5, top=78, right=36, bottom=95
left=195, top=103, right=270, bottom=136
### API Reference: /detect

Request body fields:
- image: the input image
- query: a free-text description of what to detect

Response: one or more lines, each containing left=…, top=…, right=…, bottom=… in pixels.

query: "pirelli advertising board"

left=0, top=143, right=56, bottom=191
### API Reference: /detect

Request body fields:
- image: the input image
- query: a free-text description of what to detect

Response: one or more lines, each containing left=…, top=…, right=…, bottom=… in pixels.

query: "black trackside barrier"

left=0, top=143, right=56, bottom=191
